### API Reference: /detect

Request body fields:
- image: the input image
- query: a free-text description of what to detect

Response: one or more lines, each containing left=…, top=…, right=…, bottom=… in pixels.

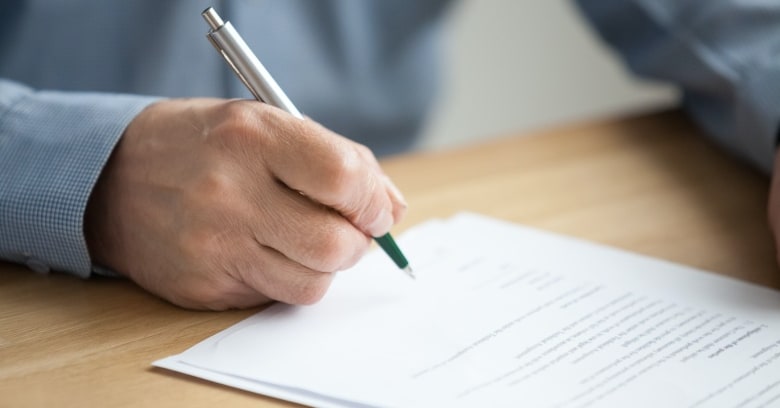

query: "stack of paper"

left=155, top=213, right=780, bottom=407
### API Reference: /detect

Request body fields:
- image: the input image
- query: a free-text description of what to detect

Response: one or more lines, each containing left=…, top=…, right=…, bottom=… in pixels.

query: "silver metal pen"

left=202, top=7, right=302, bottom=118
left=201, top=7, right=415, bottom=278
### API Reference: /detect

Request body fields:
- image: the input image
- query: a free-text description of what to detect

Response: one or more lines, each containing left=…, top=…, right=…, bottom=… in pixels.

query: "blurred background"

left=416, top=0, right=679, bottom=151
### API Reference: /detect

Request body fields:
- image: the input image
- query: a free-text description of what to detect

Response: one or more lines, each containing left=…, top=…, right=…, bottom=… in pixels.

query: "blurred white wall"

left=416, top=0, right=679, bottom=151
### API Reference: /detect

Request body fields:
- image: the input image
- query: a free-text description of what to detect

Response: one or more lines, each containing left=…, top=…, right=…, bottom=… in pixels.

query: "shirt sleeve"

left=0, top=79, right=159, bottom=277
left=575, top=0, right=780, bottom=173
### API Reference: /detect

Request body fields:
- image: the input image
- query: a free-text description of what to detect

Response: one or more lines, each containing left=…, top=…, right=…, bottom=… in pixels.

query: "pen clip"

left=206, top=33, right=265, bottom=103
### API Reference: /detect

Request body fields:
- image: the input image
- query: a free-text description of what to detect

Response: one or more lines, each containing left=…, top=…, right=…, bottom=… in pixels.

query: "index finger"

left=254, top=106, right=395, bottom=237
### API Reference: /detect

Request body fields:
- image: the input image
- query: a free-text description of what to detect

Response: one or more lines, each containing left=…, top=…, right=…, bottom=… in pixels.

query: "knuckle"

left=186, top=167, right=255, bottom=219
left=304, top=222, right=362, bottom=272
left=219, top=100, right=256, bottom=127
left=354, top=143, right=376, bottom=162
left=190, top=168, right=236, bottom=204
left=321, top=148, right=363, bottom=197
left=210, top=101, right=267, bottom=147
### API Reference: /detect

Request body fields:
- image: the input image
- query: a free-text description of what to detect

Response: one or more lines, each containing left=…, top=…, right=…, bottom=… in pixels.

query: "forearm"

left=0, top=79, right=158, bottom=277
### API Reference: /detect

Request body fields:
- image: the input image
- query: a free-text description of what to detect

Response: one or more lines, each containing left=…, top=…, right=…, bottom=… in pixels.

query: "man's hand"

left=84, top=98, right=407, bottom=310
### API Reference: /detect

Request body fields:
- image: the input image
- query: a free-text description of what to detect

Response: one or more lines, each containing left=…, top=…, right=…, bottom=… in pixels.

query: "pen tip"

left=403, top=266, right=415, bottom=280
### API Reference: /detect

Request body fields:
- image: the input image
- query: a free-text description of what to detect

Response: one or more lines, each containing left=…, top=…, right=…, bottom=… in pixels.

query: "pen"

left=202, top=7, right=414, bottom=279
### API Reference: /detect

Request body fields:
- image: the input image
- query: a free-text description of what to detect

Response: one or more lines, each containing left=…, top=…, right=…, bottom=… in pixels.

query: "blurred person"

left=1, top=1, right=778, bottom=309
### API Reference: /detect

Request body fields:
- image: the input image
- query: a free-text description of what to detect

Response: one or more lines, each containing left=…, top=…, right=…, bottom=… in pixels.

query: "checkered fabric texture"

left=0, top=80, right=157, bottom=277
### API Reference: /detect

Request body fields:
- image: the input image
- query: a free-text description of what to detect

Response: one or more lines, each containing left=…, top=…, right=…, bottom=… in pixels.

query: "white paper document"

left=155, top=213, right=780, bottom=407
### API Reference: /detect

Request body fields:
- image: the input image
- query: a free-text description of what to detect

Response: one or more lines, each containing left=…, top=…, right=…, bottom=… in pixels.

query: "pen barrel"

left=202, top=7, right=224, bottom=30
left=208, top=23, right=303, bottom=119
left=374, top=233, right=410, bottom=270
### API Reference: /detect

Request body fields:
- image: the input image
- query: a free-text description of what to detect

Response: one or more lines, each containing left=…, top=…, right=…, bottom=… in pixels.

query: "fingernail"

left=368, top=208, right=394, bottom=237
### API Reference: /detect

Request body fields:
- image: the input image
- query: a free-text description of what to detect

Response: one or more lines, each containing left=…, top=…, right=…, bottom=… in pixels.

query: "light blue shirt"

left=577, top=0, right=780, bottom=174
left=2, top=0, right=779, bottom=278
left=0, top=0, right=448, bottom=277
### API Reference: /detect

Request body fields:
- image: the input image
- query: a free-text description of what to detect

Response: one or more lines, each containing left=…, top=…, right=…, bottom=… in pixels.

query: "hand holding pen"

left=202, top=7, right=414, bottom=278
left=83, top=11, right=410, bottom=310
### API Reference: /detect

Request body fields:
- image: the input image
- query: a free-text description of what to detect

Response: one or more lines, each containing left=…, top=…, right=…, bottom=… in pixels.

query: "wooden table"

left=2, top=111, right=778, bottom=407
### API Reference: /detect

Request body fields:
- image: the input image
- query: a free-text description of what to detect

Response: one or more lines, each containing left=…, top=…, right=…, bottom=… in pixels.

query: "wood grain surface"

left=2, top=111, right=778, bottom=407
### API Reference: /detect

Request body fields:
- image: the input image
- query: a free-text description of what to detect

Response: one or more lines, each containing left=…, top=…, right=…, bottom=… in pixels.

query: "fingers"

left=147, top=218, right=344, bottom=308
left=249, top=176, right=373, bottom=273
left=237, top=244, right=337, bottom=305
left=104, top=99, right=409, bottom=310
left=274, top=128, right=393, bottom=237
left=355, top=144, right=409, bottom=224
left=173, top=241, right=337, bottom=308
left=236, top=103, right=404, bottom=237
left=169, top=280, right=272, bottom=311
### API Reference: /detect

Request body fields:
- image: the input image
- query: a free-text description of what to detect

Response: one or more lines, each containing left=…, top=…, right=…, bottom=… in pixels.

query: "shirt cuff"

left=0, top=84, right=159, bottom=278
